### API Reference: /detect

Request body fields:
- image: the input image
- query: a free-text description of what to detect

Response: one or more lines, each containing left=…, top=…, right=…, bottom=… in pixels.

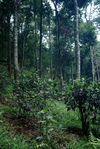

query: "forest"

left=0, top=0, right=100, bottom=148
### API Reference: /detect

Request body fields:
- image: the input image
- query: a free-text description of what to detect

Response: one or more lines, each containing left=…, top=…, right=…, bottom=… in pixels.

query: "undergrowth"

left=0, top=67, right=100, bottom=149
left=0, top=100, right=95, bottom=149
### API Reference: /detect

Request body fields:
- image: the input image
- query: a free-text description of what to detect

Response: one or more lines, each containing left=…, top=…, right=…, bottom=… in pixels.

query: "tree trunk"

left=79, top=107, right=89, bottom=136
left=55, top=0, right=59, bottom=54
left=1, top=19, right=4, bottom=59
left=60, top=65, right=64, bottom=88
left=93, top=47, right=100, bottom=81
left=39, top=0, right=43, bottom=78
left=74, top=0, right=80, bottom=80
left=7, top=4, right=11, bottom=77
left=22, top=38, right=24, bottom=69
left=55, top=0, right=61, bottom=80
left=90, top=46, right=95, bottom=82
left=56, top=1, right=60, bottom=78
left=34, top=0, right=38, bottom=70
left=49, top=14, right=53, bottom=79
left=14, top=0, right=19, bottom=81
left=71, top=63, right=74, bottom=82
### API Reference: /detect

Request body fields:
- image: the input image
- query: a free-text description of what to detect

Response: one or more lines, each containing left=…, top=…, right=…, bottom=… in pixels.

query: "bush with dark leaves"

left=65, top=80, right=100, bottom=136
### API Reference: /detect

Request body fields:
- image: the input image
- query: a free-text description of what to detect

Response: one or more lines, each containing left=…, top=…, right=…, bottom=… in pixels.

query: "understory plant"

left=13, top=70, right=61, bottom=114
left=0, top=65, right=13, bottom=98
left=85, top=132, right=100, bottom=149
left=13, top=71, right=46, bottom=113
left=65, top=80, right=100, bottom=136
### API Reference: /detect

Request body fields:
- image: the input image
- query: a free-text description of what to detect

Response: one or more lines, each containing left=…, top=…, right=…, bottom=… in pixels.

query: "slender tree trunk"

left=55, top=0, right=61, bottom=80
left=34, top=16, right=38, bottom=70
left=39, top=0, right=43, bottom=78
left=1, top=19, right=4, bottom=59
left=20, top=24, right=25, bottom=70
left=49, top=14, right=53, bottom=79
left=53, top=0, right=60, bottom=79
left=55, top=1, right=59, bottom=54
left=81, top=58, right=85, bottom=76
left=90, top=46, right=95, bottom=82
left=34, top=1, right=38, bottom=70
left=93, top=47, right=100, bottom=81
left=7, top=6, right=11, bottom=77
left=74, top=0, right=80, bottom=80
left=14, top=0, right=19, bottom=81
left=71, top=63, right=74, bottom=82
left=60, top=65, right=64, bottom=88
left=22, top=38, right=24, bottom=69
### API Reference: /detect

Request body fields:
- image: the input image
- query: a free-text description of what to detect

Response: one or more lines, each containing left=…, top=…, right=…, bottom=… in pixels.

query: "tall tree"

left=39, top=0, right=43, bottom=78
left=94, top=43, right=100, bottom=81
left=48, top=13, right=53, bottom=79
left=52, top=0, right=62, bottom=80
left=14, top=0, right=19, bottom=81
left=74, top=0, right=80, bottom=80
left=90, top=46, right=95, bottom=82
left=94, top=0, right=100, bottom=29
left=33, top=0, right=38, bottom=70
left=7, top=1, right=11, bottom=77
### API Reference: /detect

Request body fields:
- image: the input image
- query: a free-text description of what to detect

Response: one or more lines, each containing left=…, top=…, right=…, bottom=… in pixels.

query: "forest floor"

left=0, top=98, right=91, bottom=149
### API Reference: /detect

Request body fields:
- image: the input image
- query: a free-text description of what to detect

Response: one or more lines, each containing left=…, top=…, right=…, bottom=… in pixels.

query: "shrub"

left=65, top=80, right=100, bottom=136
left=0, top=65, right=13, bottom=98
left=13, top=70, right=62, bottom=114
left=13, top=71, right=47, bottom=113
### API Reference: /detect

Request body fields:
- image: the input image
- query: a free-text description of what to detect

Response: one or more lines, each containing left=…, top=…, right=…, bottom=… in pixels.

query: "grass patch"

left=46, top=100, right=81, bottom=129
left=0, top=100, right=94, bottom=149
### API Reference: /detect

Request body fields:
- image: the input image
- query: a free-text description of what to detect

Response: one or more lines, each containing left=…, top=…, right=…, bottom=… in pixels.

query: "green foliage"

left=0, top=131, right=28, bottom=149
left=0, top=96, right=96, bottom=149
left=89, top=133, right=100, bottom=149
left=85, top=132, right=100, bottom=149
left=65, top=80, right=100, bottom=136
left=47, top=100, right=81, bottom=129
left=13, top=70, right=61, bottom=114
left=0, top=66, right=13, bottom=98
left=80, top=22, right=97, bottom=46
left=13, top=71, right=46, bottom=113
